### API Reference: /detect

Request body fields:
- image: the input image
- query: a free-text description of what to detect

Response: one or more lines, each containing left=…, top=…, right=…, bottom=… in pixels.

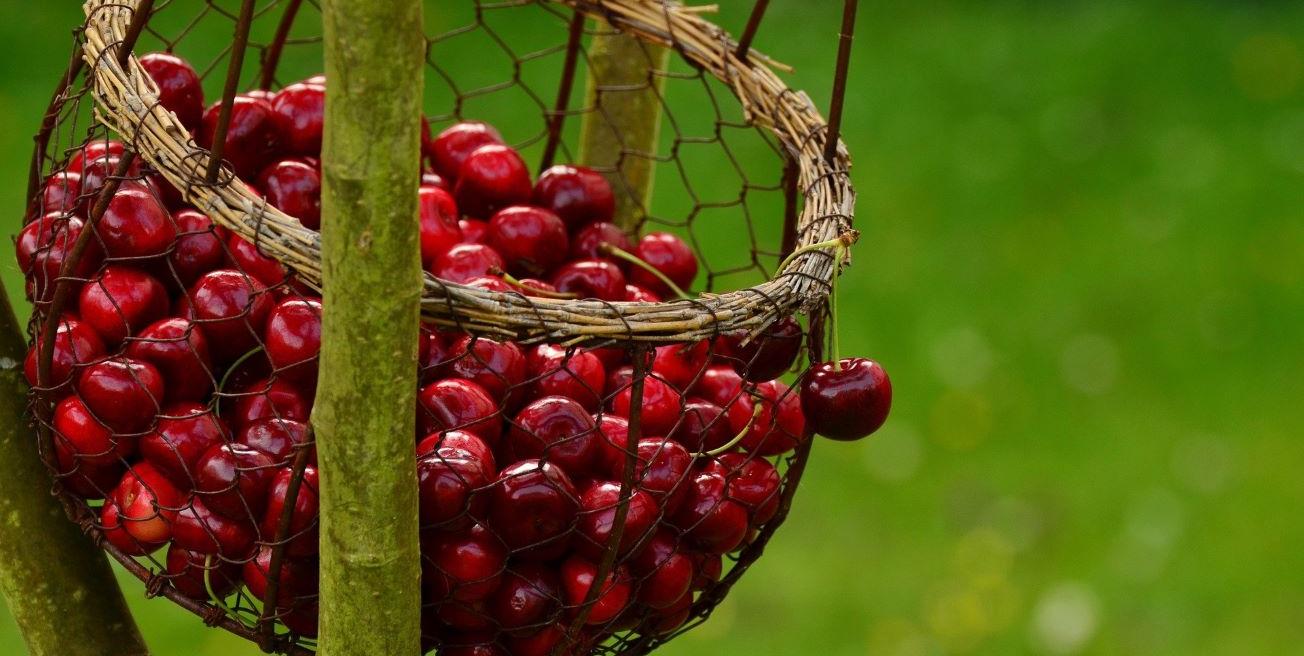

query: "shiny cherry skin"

left=418, top=327, right=450, bottom=384
left=439, top=334, right=527, bottom=405
left=78, top=154, right=142, bottom=203
left=652, top=341, right=710, bottom=390
left=741, top=380, right=807, bottom=456
left=52, top=395, right=132, bottom=467
left=67, top=139, right=125, bottom=173
left=418, top=184, right=463, bottom=266
left=76, top=357, right=165, bottom=433
left=78, top=266, right=169, bottom=345
left=570, top=222, right=631, bottom=262
left=139, top=402, right=228, bottom=488
left=454, top=144, right=532, bottom=219
left=199, top=95, right=281, bottom=178
left=603, top=365, right=636, bottom=399
left=629, top=529, right=694, bottom=609
left=25, top=215, right=102, bottom=304
left=52, top=434, right=124, bottom=500
left=239, top=418, right=314, bottom=466
left=672, top=471, right=749, bottom=554
left=109, top=463, right=185, bottom=545
left=575, top=480, right=658, bottom=559
left=505, top=396, right=598, bottom=475
left=515, top=278, right=558, bottom=298
left=458, top=218, right=489, bottom=245
left=549, top=258, right=627, bottom=302
left=125, top=317, right=213, bottom=403
left=181, top=269, right=274, bottom=362
left=258, top=159, right=322, bottom=229
left=727, top=316, right=803, bottom=382
left=486, top=459, right=579, bottom=559
left=533, top=165, right=615, bottom=231
left=230, top=376, right=312, bottom=428
left=704, top=452, right=781, bottom=528
left=263, top=297, right=322, bottom=387
left=633, top=437, right=693, bottom=514
left=166, top=545, right=241, bottom=600
left=591, top=415, right=631, bottom=480
left=270, top=81, right=326, bottom=156
left=526, top=345, right=605, bottom=412
left=167, top=209, right=225, bottom=286
left=560, top=557, right=631, bottom=626
left=417, top=378, right=503, bottom=447
left=647, top=591, right=693, bottom=635
left=262, top=465, right=320, bottom=557
left=38, top=171, right=81, bottom=215
left=503, top=623, right=569, bottom=656
left=487, top=205, right=568, bottom=277
left=138, top=52, right=204, bottom=131
left=226, top=233, right=288, bottom=287
left=172, top=496, right=256, bottom=557
left=432, top=243, right=506, bottom=284
left=15, top=213, right=80, bottom=275
left=417, top=442, right=492, bottom=531
left=801, top=358, right=892, bottom=441
left=488, top=563, right=561, bottom=633
left=193, top=442, right=276, bottom=522
left=243, top=544, right=319, bottom=606
left=610, top=375, right=682, bottom=437
left=667, top=399, right=731, bottom=452
left=23, top=318, right=105, bottom=390
left=421, top=169, right=449, bottom=189
left=98, top=184, right=176, bottom=259
left=100, top=493, right=165, bottom=556
left=432, top=121, right=504, bottom=179
left=422, top=524, right=507, bottom=602
left=625, top=284, right=661, bottom=303
left=631, top=232, right=697, bottom=297
left=466, top=276, right=513, bottom=292
left=690, top=552, right=723, bottom=591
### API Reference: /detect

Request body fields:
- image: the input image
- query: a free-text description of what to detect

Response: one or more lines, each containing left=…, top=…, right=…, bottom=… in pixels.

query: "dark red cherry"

left=125, top=317, right=213, bottom=403
left=801, top=358, right=892, bottom=441
left=526, top=345, right=605, bottom=412
left=199, top=95, right=281, bottom=178
left=570, top=222, right=631, bottom=263
left=560, top=557, right=631, bottom=626
left=139, top=402, right=228, bottom=488
left=239, top=418, right=314, bottom=466
left=432, top=243, right=505, bottom=284
left=646, top=591, right=693, bottom=635
left=77, top=266, right=168, bottom=345
left=592, top=415, right=631, bottom=480
left=52, top=431, right=124, bottom=500
left=609, top=375, right=682, bottom=437
left=502, top=624, right=568, bottom=656
left=226, top=233, right=288, bottom=288
left=651, top=341, right=709, bottom=390
left=458, top=218, right=488, bottom=245
left=667, top=399, right=731, bottom=452
left=422, top=524, right=506, bottom=602
left=261, top=465, right=320, bottom=557
left=182, top=269, right=274, bottom=362
left=166, top=545, right=241, bottom=600
left=690, top=552, right=723, bottom=591
left=486, top=459, right=578, bottom=559
left=624, top=284, right=661, bottom=303
left=230, top=376, right=312, bottom=428
left=633, top=438, right=693, bottom=514
left=263, top=297, right=322, bottom=387
left=505, top=396, right=598, bottom=475
left=26, top=215, right=101, bottom=305
left=487, top=206, right=568, bottom=277
left=575, top=480, right=658, bottom=558
left=417, top=378, right=503, bottom=447
left=418, top=184, right=463, bottom=266
left=97, top=184, right=176, bottom=259
left=488, top=563, right=561, bottom=633
left=421, top=170, right=449, bottom=189
left=138, top=52, right=204, bottom=131
left=630, top=232, right=697, bottom=297
left=741, top=380, right=807, bottom=456
left=258, top=159, right=322, bottom=229
left=167, top=209, right=225, bottom=286
left=172, top=496, right=256, bottom=557
left=52, top=395, right=133, bottom=467
left=549, top=258, right=626, bottom=302
left=100, top=493, right=165, bottom=556
left=514, top=278, right=558, bottom=298
left=76, top=357, right=165, bottom=432
left=67, top=139, right=125, bottom=174
left=671, top=471, right=749, bottom=554
left=465, top=276, right=513, bottom=292
left=433, top=599, right=494, bottom=632
left=38, top=171, right=81, bottom=215
left=23, top=318, right=105, bottom=390
left=78, top=155, right=143, bottom=204
left=439, top=334, right=526, bottom=405
left=417, top=443, right=492, bottom=531
left=108, top=463, right=185, bottom=545
left=704, top=452, right=781, bottom=528
left=270, top=82, right=326, bottom=156
left=454, top=144, right=532, bottom=218
left=727, top=316, right=803, bottom=382
left=628, top=530, right=693, bottom=609
left=16, top=213, right=79, bottom=275
left=193, top=442, right=276, bottom=522
left=432, top=121, right=504, bottom=179
left=533, top=165, right=615, bottom=231
left=419, top=431, right=496, bottom=475
left=418, top=327, right=450, bottom=384
left=243, top=544, right=319, bottom=606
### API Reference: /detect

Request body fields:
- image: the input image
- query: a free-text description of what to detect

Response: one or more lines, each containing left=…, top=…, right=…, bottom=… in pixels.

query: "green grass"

left=2, top=0, right=1303, bottom=654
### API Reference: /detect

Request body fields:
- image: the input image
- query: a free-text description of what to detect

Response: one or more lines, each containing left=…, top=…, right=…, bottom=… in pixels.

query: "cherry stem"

left=214, top=345, right=265, bottom=416
left=598, top=243, right=690, bottom=300
left=775, top=231, right=858, bottom=371
left=487, top=267, right=579, bottom=299
left=203, top=554, right=250, bottom=629
left=697, top=398, right=764, bottom=457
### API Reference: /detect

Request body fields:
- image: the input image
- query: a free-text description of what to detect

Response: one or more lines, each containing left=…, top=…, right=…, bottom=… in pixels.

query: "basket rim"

left=78, top=0, right=855, bottom=345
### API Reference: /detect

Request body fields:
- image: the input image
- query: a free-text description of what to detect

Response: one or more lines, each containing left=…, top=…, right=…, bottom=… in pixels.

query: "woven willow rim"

left=80, top=0, right=855, bottom=345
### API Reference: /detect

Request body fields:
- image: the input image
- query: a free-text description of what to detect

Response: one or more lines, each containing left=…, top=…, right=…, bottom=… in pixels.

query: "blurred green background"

left=3, top=0, right=1303, bottom=655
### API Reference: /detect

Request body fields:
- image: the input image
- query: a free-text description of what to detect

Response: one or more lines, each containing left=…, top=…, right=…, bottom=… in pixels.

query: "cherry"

left=52, top=440, right=123, bottom=500
left=262, top=465, right=320, bottom=557
left=417, top=443, right=492, bottom=531
left=100, top=495, right=165, bottom=556
left=166, top=546, right=241, bottom=600
left=76, top=357, right=165, bottom=432
left=569, top=222, right=630, bottom=262
left=704, top=452, right=781, bottom=528
left=652, top=341, right=710, bottom=390
left=630, top=232, right=697, bottom=297
left=466, top=276, right=513, bottom=293
left=560, top=557, right=631, bottom=626
left=646, top=591, right=693, bottom=635
left=138, top=52, right=204, bottom=131
left=671, top=471, right=749, bottom=554
left=230, top=376, right=312, bottom=428
left=505, top=396, right=599, bottom=475
left=125, top=317, right=213, bottom=403
left=502, top=624, right=568, bottom=656
left=458, top=218, right=488, bottom=245
left=432, top=243, right=506, bottom=284
left=603, top=365, right=636, bottom=399
left=239, top=418, right=314, bottom=465
left=243, top=545, right=319, bottom=606
left=801, top=358, right=892, bottom=441
left=667, top=399, right=731, bottom=452
left=194, top=442, right=276, bottom=522
left=421, top=170, right=449, bottom=189
left=167, top=209, right=225, bottom=286
left=486, top=206, right=568, bottom=277
left=690, top=365, right=745, bottom=410
left=422, top=523, right=506, bottom=602
left=25, top=214, right=101, bottom=304
left=533, top=165, right=615, bottom=231
left=625, top=284, right=661, bottom=303
left=515, top=278, right=558, bottom=297
left=139, top=402, right=227, bottom=488
left=199, top=95, right=281, bottom=178
left=575, top=480, right=658, bottom=558
left=633, top=438, right=693, bottom=514
left=109, top=463, right=184, bottom=545
left=418, top=431, right=495, bottom=475
left=486, top=563, right=561, bottom=633
left=432, top=599, right=495, bottom=632
left=258, top=159, right=322, bottom=230
left=172, top=496, right=256, bottom=557
left=741, top=380, right=807, bottom=456
left=438, top=638, right=506, bottom=656
left=181, top=269, right=273, bottom=362
left=727, top=316, right=803, bottom=382
left=77, top=266, right=169, bottom=345
left=690, top=552, right=723, bottom=591
left=432, top=121, right=504, bottom=179
left=226, top=233, right=289, bottom=288
left=628, top=530, right=693, bottom=609
left=270, top=82, right=326, bottom=156
left=52, top=395, right=132, bottom=467
left=97, top=184, right=176, bottom=259
left=23, top=317, right=105, bottom=390
left=454, top=144, right=532, bottom=218
left=67, top=139, right=125, bottom=174
left=417, top=378, right=503, bottom=447
left=418, top=184, right=463, bottom=266
left=281, top=602, right=320, bottom=638
left=439, top=334, right=526, bottom=405
left=609, top=375, right=683, bottom=438
left=592, top=414, right=631, bottom=480
left=263, top=297, right=323, bottom=387
left=527, top=345, right=605, bottom=412
left=549, top=259, right=627, bottom=302
left=16, top=213, right=79, bottom=275
left=38, top=171, right=81, bottom=216
left=486, top=459, right=579, bottom=559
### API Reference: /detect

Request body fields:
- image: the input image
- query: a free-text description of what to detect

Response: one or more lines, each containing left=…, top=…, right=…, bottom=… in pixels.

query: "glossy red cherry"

left=423, top=524, right=506, bottom=602
left=100, top=496, right=165, bottom=556
left=432, top=599, right=495, bottom=632
left=16, top=213, right=78, bottom=275
left=167, top=209, right=225, bottom=286
left=570, top=222, right=631, bottom=262
left=575, top=480, right=658, bottom=558
left=166, top=545, right=241, bottom=600
left=505, top=396, right=599, bottom=475
left=801, top=358, right=892, bottom=441
left=651, top=341, right=709, bottom=390
left=458, top=218, right=489, bottom=245
left=526, top=345, right=606, bottom=412
left=454, top=144, right=532, bottom=218
left=667, top=399, right=731, bottom=452
left=97, top=184, right=176, bottom=259
left=630, top=232, right=697, bottom=297
left=432, top=243, right=505, bottom=284
left=628, top=530, right=693, bottom=609
left=646, top=591, right=693, bottom=635
left=549, top=259, right=626, bottom=302
left=633, top=437, right=693, bottom=514
left=418, top=184, right=463, bottom=266
left=172, top=496, right=256, bottom=557
left=25, top=216, right=102, bottom=304
left=741, top=380, right=807, bottom=456
left=419, top=431, right=495, bottom=475
left=727, top=316, right=803, bottom=382
left=591, top=415, right=632, bottom=480
left=139, top=402, right=228, bottom=488
left=264, top=297, right=322, bottom=387
left=432, top=121, right=504, bottom=179
left=609, top=375, right=682, bottom=437
left=486, top=459, right=579, bottom=559
left=533, top=165, right=615, bottom=231
left=230, top=376, right=312, bottom=428
left=417, top=378, right=503, bottom=447
left=226, top=233, right=288, bottom=287
left=515, top=278, right=558, bottom=298
left=487, top=206, right=568, bottom=277
left=67, top=139, right=125, bottom=174
left=199, top=95, right=281, bottom=178
left=690, top=552, right=723, bottom=591
left=465, top=276, right=513, bottom=293
left=624, top=284, right=661, bottom=303
left=258, top=159, right=322, bottom=229
left=560, top=557, right=631, bottom=626
left=52, top=395, right=132, bottom=467
left=421, top=169, right=449, bottom=189
left=243, top=545, right=319, bottom=606
left=270, top=82, right=326, bottom=156
left=705, top=452, right=781, bottom=528
left=194, top=442, right=276, bottom=522
left=23, top=318, right=105, bottom=390
left=77, top=266, right=169, bottom=345
left=239, top=418, right=314, bottom=466
left=417, top=443, right=492, bottom=531
left=487, top=563, right=561, bottom=633
left=37, top=171, right=82, bottom=216
left=125, top=317, right=213, bottom=403
left=439, top=334, right=526, bottom=405
left=138, top=52, right=204, bottom=131
left=672, top=471, right=749, bottom=554
left=262, top=465, right=320, bottom=557
left=109, top=463, right=185, bottom=545
left=181, top=269, right=274, bottom=362
left=76, top=357, right=165, bottom=432
left=52, top=437, right=124, bottom=500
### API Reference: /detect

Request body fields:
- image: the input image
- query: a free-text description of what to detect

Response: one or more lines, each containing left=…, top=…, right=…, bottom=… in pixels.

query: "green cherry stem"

left=774, top=230, right=859, bottom=276
left=775, top=231, right=858, bottom=372
left=488, top=267, right=579, bottom=299
left=598, top=243, right=691, bottom=300
left=204, top=554, right=251, bottom=629
left=697, top=397, right=765, bottom=458
left=214, top=345, right=265, bottom=416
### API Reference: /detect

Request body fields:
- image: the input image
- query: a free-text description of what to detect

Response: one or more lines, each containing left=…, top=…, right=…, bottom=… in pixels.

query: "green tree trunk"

left=578, top=26, right=670, bottom=231
left=315, top=1, right=425, bottom=655
left=0, top=284, right=148, bottom=656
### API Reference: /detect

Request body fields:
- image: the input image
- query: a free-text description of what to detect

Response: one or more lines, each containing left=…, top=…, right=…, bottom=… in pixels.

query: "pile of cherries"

left=18, top=51, right=891, bottom=655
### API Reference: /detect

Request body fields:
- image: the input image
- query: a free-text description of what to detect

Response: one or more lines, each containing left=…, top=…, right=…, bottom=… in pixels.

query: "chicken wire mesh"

left=18, top=0, right=855, bottom=654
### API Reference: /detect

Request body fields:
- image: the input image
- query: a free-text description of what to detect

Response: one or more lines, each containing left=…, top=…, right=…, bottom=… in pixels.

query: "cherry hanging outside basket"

left=19, top=0, right=868, bottom=654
